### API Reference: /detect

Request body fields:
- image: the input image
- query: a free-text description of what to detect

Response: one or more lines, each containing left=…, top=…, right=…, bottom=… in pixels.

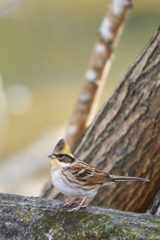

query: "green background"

left=0, top=0, right=160, bottom=160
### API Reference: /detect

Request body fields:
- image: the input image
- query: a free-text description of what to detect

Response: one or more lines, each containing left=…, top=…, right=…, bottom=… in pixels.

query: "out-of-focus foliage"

left=0, top=0, right=159, bottom=160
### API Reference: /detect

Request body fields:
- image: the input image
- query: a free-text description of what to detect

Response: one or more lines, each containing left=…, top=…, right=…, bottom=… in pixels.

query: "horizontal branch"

left=0, top=193, right=160, bottom=239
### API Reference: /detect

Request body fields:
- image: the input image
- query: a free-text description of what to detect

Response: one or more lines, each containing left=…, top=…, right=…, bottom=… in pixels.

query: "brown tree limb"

left=66, top=0, right=133, bottom=148
left=42, top=27, right=160, bottom=214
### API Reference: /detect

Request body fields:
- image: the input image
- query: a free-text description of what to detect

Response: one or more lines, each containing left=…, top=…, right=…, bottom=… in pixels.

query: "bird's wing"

left=66, top=161, right=112, bottom=184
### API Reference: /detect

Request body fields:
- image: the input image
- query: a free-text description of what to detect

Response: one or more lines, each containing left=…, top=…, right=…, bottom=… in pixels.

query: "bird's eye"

left=59, top=154, right=64, bottom=157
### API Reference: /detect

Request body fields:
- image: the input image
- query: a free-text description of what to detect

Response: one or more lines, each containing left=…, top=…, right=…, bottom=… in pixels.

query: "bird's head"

left=48, top=139, right=75, bottom=168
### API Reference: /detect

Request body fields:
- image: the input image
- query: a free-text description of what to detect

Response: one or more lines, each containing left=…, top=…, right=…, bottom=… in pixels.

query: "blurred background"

left=0, top=0, right=159, bottom=197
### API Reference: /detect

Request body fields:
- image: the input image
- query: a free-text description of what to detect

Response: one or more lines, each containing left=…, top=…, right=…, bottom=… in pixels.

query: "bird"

left=48, top=139, right=149, bottom=212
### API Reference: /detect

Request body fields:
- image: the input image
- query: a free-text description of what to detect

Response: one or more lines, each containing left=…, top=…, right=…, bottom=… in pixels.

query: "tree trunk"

left=0, top=193, right=160, bottom=239
left=149, top=190, right=160, bottom=215
left=42, top=27, right=160, bottom=213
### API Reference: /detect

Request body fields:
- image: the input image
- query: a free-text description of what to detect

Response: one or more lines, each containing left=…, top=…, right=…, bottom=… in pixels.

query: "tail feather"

left=110, top=175, right=149, bottom=182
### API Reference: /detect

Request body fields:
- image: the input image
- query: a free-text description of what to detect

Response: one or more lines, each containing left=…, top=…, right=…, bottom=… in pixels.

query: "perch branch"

left=0, top=193, right=160, bottom=239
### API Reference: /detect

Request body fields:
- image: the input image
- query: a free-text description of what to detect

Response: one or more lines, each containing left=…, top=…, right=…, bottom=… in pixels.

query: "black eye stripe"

left=57, top=154, right=75, bottom=164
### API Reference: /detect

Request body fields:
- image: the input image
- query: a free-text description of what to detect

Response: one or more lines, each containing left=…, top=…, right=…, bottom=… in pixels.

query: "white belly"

left=50, top=167, right=98, bottom=198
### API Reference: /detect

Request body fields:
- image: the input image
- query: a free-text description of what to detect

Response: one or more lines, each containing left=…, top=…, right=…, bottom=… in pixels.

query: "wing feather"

left=66, top=161, right=111, bottom=184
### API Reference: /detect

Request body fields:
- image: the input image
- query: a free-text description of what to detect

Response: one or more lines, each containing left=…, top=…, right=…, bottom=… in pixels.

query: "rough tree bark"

left=149, top=190, right=160, bottom=215
left=42, top=27, right=160, bottom=214
left=0, top=193, right=160, bottom=240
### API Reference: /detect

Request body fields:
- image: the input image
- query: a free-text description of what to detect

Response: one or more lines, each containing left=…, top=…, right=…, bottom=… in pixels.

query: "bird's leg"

left=62, top=198, right=78, bottom=207
left=69, top=195, right=88, bottom=212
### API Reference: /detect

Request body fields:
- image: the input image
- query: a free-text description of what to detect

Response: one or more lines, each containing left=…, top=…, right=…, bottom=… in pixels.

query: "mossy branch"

left=0, top=193, right=160, bottom=239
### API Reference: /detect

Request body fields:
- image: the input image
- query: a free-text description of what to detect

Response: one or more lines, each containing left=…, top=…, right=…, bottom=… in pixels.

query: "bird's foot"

left=62, top=198, right=78, bottom=207
left=69, top=204, right=87, bottom=212
left=68, top=195, right=88, bottom=212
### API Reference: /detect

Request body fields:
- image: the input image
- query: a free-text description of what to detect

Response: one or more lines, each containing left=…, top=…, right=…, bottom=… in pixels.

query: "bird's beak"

left=48, top=153, right=56, bottom=159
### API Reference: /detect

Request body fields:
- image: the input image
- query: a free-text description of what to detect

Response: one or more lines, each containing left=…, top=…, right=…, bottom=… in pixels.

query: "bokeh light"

left=5, top=84, right=33, bottom=114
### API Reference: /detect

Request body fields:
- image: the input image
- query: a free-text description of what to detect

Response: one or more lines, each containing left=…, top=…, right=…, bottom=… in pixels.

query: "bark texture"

left=74, top=27, right=160, bottom=213
left=149, top=191, right=160, bottom=215
left=0, top=193, right=160, bottom=240
left=42, top=27, right=160, bottom=214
